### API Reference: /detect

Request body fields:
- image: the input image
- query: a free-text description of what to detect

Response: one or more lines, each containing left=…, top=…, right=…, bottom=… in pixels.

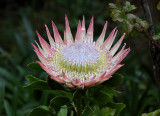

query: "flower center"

left=58, top=43, right=104, bottom=74
left=61, top=43, right=100, bottom=65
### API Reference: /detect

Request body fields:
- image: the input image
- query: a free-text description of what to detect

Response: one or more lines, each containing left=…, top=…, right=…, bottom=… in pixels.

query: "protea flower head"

left=32, top=16, right=130, bottom=88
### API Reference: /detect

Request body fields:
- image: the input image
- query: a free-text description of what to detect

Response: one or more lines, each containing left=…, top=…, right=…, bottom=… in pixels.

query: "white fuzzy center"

left=60, top=43, right=100, bottom=66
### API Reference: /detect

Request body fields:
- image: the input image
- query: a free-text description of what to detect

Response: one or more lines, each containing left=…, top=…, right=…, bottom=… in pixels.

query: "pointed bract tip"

left=78, top=20, right=81, bottom=27
left=65, top=15, right=69, bottom=23
left=36, top=31, right=40, bottom=37
left=90, top=16, right=94, bottom=23
left=52, top=21, right=55, bottom=27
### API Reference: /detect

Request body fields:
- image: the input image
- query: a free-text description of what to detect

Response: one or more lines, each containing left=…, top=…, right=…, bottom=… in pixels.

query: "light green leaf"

left=109, top=3, right=116, bottom=9
left=126, top=13, right=137, bottom=20
left=153, top=33, right=160, bottom=40
left=124, top=1, right=136, bottom=12
left=92, top=106, right=116, bottom=116
left=101, top=107, right=116, bottom=116
left=142, top=109, right=160, bottom=116
left=58, top=105, right=68, bottom=116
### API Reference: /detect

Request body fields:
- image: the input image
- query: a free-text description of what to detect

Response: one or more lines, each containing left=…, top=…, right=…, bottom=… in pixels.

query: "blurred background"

left=0, top=0, right=160, bottom=116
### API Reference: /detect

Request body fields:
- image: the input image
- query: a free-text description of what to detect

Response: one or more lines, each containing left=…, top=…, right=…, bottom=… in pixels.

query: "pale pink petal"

left=32, top=44, right=47, bottom=65
left=65, top=16, right=73, bottom=44
left=101, top=27, right=117, bottom=49
left=86, top=17, right=93, bottom=44
left=62, top=71, right=71, bottom=83
left=101, top=64, right=124, bottom=81
left=85, top=71, right=107, bottom=87
left=52, top=21, right=64, bottom=44
left=113, top=46, right=130, bottom=64
left=75, top=20, right=82, bottom=42
left=81, top=16, right=86, bottom=42
left=96, top=21, right=108, bottom=47
left=112, top=43, right=126, bottom=61
left=115, top=48, right=130, bottom=64
left=95, top=64, right=124, bottom=85
left=35, top=41, right=45, bottom=56
left=63, top=31, right=67, bottom=45
left=110, top=33, right=126, bottom=56
left=37, top=61, right=65, bottom=83
left=36, top=31, right=50, bottom=53
left=83, top=75, right=96, bottom=87
left=45, top=24, right=55, bottom=47
left=72, top=79, right=81, bottom=87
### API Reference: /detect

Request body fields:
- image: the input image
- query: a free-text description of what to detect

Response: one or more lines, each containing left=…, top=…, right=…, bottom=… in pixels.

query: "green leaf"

left=94, top=91, right=112, bottom=106
left=109, top=3, right=116, bottom=9
left=157, top=2, right=160, bottom=10
left=136, top=17, right=149, bottom=29
left=92, top=106, right=116, bottom=116
left=0, top=79, right=5, bottom=114
left=124, top=20, right=134, bottom=33
left=125, top=1, right=131, bottom=7
left=153, top=33, right=160, bottom=40
left=24, top=80, right=50, bottom=90
left=58, top=105, right=68, bottom=116
left=100, top=86, right=121, bottom=98
left=27, top=62, right=42, bottom=70
left=142, top=109, right=160, bottom=116
left=46, top=90, right=73, bottom=100
left=82, top=105, right=93, bottom=116
left=100, top=107, right=116, bottom=116
left=107, top=103, right=126, bottom=115
left=103, top=73, right=124, bottom=87
left=47, top=76, right=64, bottom=90
left=124, top=1, right=136, bottom=12
left=27, top=105, right=52, bottom=116
left=4, top=100, right=13, bottom=116
left=25, top=75, right=39, bottom=83
left=126, top=13, right=137, bottom=20
left=50, top=96, right=71, bottom=113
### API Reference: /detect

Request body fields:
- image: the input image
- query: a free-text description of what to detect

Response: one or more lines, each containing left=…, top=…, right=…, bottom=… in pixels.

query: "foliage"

left=25, top=62, right=125, bottom=116
left=157, top=1, right=160, bottom=11
left=109, top=1, right=149, bottom=34
left=142, top=109, right=160, bottom=116
left=153, top=33, right=160, bottom=40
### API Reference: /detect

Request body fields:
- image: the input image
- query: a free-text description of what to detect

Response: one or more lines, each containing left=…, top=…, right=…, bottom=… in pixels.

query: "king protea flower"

left=32, top=16, right=130, bottom=88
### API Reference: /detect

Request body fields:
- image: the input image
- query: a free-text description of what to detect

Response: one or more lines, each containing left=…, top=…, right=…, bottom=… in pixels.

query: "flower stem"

left=76, top=89, right=82, bottom=116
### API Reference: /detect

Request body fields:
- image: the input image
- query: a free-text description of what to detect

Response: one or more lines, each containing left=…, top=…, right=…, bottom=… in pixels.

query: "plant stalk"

left=76, top=89, right=82, bottom=116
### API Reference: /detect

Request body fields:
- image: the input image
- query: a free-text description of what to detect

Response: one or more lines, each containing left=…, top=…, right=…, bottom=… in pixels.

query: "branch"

left=142, top=29, right=160, bottom=49
left=140, top=0, right=160, bottom=104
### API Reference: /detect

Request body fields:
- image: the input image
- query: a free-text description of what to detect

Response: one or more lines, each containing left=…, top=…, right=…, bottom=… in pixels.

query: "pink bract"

left=32, top=16, right=130, bottom=88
